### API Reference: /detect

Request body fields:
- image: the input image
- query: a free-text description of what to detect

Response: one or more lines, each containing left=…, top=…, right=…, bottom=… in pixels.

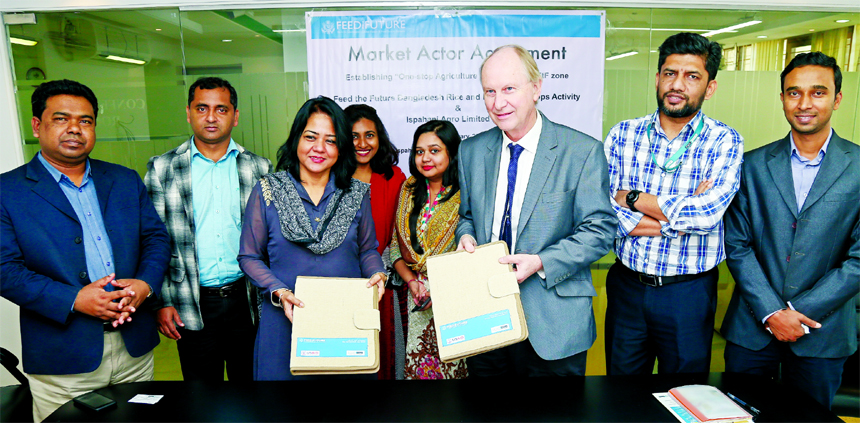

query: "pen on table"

left=787, top=301, right=811, bottom=334
left=726, top=392, right=761, bottom=416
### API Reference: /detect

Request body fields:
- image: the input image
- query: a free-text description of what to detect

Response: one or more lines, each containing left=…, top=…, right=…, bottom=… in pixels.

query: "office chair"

left=1, top=347, right=32, bottom=422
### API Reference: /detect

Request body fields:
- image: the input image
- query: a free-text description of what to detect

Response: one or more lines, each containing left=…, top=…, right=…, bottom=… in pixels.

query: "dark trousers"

left=725, top=341, right=849, bottom=410
left=467, top=340, right=587, bottom=377
left=176, top=287, right=256, bottom=382
left=604, top=262, right=717, bottom=375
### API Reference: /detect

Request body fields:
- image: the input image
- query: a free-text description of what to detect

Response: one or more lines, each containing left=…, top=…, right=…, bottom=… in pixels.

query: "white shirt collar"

left=502, top=110, right=542, bottom=153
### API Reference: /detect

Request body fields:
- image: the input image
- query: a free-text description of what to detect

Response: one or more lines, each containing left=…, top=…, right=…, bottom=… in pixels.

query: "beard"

left=657, top=90, right=705, bottom=118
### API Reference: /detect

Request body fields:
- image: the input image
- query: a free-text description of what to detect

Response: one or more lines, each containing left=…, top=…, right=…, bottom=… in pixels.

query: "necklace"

left=417, top=182, right=445, bottom=234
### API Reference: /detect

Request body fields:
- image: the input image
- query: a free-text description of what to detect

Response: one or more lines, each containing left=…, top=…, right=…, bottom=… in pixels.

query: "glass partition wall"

left=6, top=7, right=858, bottom=176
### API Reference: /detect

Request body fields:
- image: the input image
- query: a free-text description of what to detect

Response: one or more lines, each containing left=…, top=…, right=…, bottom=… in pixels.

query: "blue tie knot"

left=509, top=143, right=525, bottom=161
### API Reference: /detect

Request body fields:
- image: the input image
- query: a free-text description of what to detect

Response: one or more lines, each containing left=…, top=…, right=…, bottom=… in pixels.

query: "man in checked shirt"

left=602, top=32, right=744, bottom=375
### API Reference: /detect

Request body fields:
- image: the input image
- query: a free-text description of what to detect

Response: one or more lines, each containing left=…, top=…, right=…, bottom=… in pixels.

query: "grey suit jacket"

left=723, top=131, right=860, bottom=358
left=456, top=112, right=617, bottom=360
left=145, top=138, right=273, bottom=331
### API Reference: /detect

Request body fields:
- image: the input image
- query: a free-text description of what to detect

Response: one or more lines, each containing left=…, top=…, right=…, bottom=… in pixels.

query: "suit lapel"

left=26, top=159, right=79, bottom=223
left=90, top=160, right=116, bottom=217
left=517, top=114, right=557, bottom=241
left=483, top=132, right=503, bottom=243
left=799, top=132, right=852, bottom=215
left=177, top=139, right=195, bottom=226
left=765, top=136, right=798, bottom=218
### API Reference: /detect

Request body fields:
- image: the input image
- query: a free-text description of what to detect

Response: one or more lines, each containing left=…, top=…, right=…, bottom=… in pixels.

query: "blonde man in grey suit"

left=457, top=45, right=617, bottom=376
left=145, top=77, right=272, bottom=381
left=723, top=52, right=859, bottom=409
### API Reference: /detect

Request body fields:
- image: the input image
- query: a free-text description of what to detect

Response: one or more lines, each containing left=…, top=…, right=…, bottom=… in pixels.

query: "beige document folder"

left=289, top=276, right=380, bottom=375
left=426, top=241, right=528, bottom=363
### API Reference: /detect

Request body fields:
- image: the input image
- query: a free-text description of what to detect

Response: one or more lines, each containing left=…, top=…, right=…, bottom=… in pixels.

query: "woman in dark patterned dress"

left=390, top=120, right=467, bottom=379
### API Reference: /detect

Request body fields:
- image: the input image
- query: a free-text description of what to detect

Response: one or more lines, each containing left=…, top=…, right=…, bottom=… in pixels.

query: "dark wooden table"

left=46, top=372, right=842, bottom=422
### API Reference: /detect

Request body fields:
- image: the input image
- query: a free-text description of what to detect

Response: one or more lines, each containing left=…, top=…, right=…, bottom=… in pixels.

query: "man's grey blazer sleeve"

left=538, top=141, right=616, bottom=289
left=724, top=164, right=787, bottom=321
left=791, top=215, right=860, bottom=321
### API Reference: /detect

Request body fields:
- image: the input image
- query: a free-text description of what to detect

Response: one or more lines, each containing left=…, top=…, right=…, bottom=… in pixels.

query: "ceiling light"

left=702, top=20, right=762, bottom=37
left=613, top=27, right=709, bottom=32
left=272, top=29, right=306, bottom=33
left=222, top=39, right=232, bottom=42
left=809, top=29, right=815, bottom=32
left=757, top=35, right=768, bottom=38
left=835, top=19, right=850, bottom=23
left=10, top=36, right=38, bottom=46
left=155, top=28, right=162, bottom=31
left=606, top=51, right=638, bottom=61
left=105, top=55, right=146, bottom=65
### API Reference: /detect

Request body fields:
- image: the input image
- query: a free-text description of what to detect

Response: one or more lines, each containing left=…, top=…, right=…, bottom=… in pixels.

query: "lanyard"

left=648, top=117, right=705, bottom=173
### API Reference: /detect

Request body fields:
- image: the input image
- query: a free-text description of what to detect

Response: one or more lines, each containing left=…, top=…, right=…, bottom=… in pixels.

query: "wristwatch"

left=626, top=190, right=641, bottom=213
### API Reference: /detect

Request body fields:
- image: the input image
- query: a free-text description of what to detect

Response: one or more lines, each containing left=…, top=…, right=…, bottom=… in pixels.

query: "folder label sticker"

left=439, top=310, right=513, bottom=347
left=296, top=338, right=368, bottom=358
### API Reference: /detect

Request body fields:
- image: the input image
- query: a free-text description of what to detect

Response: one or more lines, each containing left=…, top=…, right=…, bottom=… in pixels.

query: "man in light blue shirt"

left=145, top=77, right=272, bottom=381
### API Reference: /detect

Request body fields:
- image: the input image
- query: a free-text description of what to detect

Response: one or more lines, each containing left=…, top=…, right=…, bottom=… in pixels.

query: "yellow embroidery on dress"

left=260, top=178, right=273, bottom=207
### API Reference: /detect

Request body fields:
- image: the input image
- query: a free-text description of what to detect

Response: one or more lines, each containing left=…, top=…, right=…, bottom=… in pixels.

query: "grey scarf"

left=261, top=172, right=369, bottom=255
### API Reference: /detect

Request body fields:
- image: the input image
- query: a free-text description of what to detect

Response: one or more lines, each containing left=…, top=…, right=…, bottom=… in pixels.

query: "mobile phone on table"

left=73, top=391, right=117, bottom=412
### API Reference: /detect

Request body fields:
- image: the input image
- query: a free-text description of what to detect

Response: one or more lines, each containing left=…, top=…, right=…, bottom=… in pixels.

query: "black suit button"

left=75, top=237, right=83, bottom=244
left=79, top=271, right=87, bottom=279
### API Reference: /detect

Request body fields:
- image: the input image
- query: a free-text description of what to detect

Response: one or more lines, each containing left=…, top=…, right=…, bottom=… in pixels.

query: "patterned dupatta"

left=393, top=177, right=460, bottom=283
left=260, top=171, right=369, bottom=255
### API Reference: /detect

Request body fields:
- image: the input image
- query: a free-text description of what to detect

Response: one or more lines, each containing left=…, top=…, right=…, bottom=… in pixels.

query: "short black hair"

left=405, top=120, right=461, bottom=254
left=781, top=52, right=842, bottom=94
left=658, top=32, right=722, bottom=81
left=31, top=79, right=98, bottom=120
left=188, top=77, right=238, bottom=109
left=276, top=96, right=356, bottom=191
left=344, top=104, right=399, bottom=180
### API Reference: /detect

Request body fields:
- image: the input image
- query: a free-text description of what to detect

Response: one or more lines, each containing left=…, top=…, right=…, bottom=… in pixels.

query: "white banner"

left=307, top=10, right=605, bottom=172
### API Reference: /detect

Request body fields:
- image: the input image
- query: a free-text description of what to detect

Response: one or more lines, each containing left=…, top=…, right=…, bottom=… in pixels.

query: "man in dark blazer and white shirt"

left=723, top=52, right=859, bottom=409
left=456, top=45, right=616, bottom=376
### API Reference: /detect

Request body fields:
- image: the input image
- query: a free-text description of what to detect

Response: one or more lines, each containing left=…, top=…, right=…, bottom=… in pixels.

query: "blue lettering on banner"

left=439, top=310, right=513, bottom=347
left=310, top=14, right=601, bottom=40
left=296, top=338, right=369, bottom=358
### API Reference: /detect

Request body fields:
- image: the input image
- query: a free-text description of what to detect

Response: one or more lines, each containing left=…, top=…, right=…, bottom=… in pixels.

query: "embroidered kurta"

left=390, top=177, right=467, bottom=379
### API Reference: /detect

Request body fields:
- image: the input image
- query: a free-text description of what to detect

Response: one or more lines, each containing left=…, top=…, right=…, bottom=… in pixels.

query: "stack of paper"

left=289, top=276, right=380, bottom=375
left=655, top=385, right=754, bottom=423
left=426, top=241, right=528, bottom=363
